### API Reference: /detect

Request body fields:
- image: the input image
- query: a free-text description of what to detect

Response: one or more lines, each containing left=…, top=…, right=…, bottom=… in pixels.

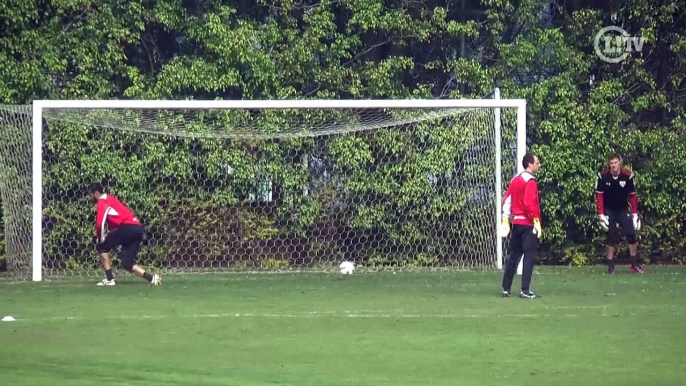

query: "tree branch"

left=61, top=9, right=88, bottom=36
left=342, top=39, right=393, bottom=66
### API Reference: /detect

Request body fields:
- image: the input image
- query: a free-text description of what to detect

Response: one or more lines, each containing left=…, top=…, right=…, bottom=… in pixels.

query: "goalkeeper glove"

left=533, top=218, right=542, bottom=239
left=498, top=218, right=510, bottom=238
left=599, top=215, right=609, bottom=231
left=632, top=213, right=641, bottom=231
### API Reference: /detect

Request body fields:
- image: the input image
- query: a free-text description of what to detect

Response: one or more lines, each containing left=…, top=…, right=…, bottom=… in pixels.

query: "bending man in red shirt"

left=498, top=154, right=542, bottom=299
left=87, top=183, right=162, bottom=286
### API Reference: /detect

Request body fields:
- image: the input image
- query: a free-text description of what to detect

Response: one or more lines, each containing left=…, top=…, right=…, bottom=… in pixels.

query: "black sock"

left=105, top=269, right=114, bottom=281
left=607, top=259, right=615, bottom=270
left=143, top=272, right=153, bottom=282
left=630, top=256, right=640, bottom=266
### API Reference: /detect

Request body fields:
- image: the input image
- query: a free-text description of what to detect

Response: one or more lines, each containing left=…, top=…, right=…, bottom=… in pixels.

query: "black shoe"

left=519, top=291, right=537, bottom=299
left=502, top=291, right=511, bottom=298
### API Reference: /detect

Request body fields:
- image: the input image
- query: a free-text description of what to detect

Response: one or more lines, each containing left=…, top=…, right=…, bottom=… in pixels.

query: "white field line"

left=13, top=304, right=679, bottom=323
left=31, top=313, right=582, bottom=322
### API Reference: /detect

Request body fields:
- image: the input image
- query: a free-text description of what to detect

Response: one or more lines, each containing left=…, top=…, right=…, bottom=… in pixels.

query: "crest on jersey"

left=620, top=181, right=626, bottom=187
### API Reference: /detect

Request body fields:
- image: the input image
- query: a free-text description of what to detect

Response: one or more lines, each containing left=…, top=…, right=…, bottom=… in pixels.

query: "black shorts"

left=97, top=224, right=144, bottom=267
left=606, top=208, right=636, bottom=246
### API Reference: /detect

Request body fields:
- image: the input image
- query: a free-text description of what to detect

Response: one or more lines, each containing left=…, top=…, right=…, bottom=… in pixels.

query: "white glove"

left=533, top=218, right=542, bottom=239
left=599, top=215, right=609, bottom=231
left=498, top=219, right=510, bottom=238
left=632, top=213, right=641, bottom=231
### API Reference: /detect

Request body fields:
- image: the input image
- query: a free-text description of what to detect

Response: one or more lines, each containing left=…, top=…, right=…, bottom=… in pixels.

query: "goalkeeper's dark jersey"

left=594, top=168, right=638, bottom=214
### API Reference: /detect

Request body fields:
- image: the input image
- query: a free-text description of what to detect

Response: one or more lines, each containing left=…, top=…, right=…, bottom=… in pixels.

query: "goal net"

left=0, top=99, right=524, bottom=280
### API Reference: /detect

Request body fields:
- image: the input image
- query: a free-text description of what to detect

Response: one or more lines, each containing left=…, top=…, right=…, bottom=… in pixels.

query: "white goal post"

left=27, top=96, right=527, bottom=281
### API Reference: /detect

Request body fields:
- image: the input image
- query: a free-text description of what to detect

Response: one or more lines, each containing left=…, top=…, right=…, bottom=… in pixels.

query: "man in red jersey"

left=87, top=183, right=161, bottom=286
left=498, top=154, right=541, bottom=299
left=595, top=154, right=643, bottom=275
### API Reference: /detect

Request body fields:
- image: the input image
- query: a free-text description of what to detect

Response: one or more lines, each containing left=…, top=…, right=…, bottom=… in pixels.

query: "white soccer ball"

left=339, top=261, right=355, bottom=275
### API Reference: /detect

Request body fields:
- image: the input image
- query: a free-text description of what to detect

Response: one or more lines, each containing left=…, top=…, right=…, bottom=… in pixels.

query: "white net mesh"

left=0, top=104, right=518, bottom=277
left=0, top=105, right=32, bottom=276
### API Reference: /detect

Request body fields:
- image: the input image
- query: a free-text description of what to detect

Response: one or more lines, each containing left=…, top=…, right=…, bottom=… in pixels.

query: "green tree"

left=1, top=0, right=685, bottom=274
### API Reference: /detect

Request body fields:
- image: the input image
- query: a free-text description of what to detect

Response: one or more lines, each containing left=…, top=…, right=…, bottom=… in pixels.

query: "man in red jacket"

left=87, top=183, right=161, bottom=286
left=498, top=154, right=542, bottom=299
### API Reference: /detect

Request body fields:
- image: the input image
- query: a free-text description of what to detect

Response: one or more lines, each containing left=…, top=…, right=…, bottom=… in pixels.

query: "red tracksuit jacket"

left=96, top=194, right=140, bottom=243
left=502, top=171, right=541, bottom=226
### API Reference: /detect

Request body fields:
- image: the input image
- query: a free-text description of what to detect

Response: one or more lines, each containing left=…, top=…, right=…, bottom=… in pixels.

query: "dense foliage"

left=1, top=0, right=685, bottom=272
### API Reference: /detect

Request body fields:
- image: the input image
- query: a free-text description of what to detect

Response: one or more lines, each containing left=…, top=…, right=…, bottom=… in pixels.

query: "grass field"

left=1, top=266, right=685, bottom=385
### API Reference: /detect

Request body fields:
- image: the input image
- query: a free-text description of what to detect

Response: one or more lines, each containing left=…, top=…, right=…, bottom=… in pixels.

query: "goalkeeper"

left=594, top=154, right=643, bottom=275
left=87, top=183, right=162, bottom=286
left=498, top=154, right=542, bottom=299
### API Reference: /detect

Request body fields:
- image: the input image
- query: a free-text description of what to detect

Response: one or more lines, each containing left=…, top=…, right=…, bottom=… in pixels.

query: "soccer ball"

left=339, top=261, right=355, bottom=275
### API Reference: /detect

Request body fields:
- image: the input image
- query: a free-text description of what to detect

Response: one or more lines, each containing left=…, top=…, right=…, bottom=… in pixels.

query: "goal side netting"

left=0, top=101, right=520, bottom=279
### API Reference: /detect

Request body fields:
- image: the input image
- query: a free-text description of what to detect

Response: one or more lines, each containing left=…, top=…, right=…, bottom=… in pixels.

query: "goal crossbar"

left=30, top=97, right=527, bottom=281
left=33, top=99, right=526, bottom=110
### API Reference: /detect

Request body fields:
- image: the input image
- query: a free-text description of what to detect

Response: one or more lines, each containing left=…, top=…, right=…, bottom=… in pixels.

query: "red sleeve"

left=629, top=193, right=638, bottom=214
left=524, top=180, right=541, bottom=221
left=594, top=172, right=605, bottom=215
left=596, top=192, right=604, bottom=215
left=95, top=201, right=107, bottom=242
left=627, top=173, right=638, bottom=214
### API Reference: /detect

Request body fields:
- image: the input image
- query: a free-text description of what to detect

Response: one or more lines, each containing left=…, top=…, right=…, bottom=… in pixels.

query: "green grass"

left=1, top=266, right=685, bottom=385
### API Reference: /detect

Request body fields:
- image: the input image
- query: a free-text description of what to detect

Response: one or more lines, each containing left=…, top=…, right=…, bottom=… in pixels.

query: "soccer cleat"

left=629, top=264, right=644, bottom=274
left=502, top=291, right=511, bottom=298
left=97, top=279, right=115, bottom=286
left=519, top=291, right=537, bottom=299
left=608, top=266, right=616, bottom=275
left=151, top=274, right=162, bottom=286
